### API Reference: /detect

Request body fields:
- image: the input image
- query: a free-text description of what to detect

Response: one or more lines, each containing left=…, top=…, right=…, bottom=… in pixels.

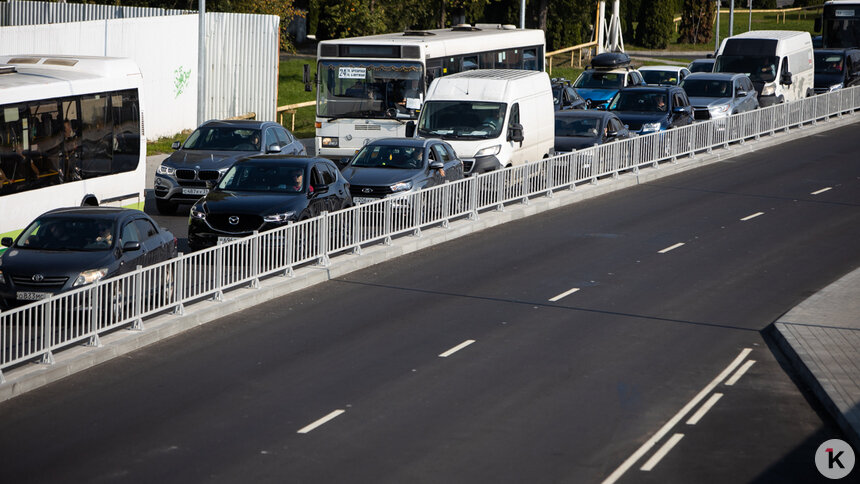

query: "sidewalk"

left=772, top=267, right=860, bottom=448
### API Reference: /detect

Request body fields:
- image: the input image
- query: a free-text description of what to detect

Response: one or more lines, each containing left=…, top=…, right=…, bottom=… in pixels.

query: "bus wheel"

left=156, top=198, right=179, bottom=215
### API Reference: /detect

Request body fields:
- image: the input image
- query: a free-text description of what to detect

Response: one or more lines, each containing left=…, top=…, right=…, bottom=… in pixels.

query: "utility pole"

left=197, top=0, right=206, bottom=127
left=715, top=1, right=721, bottom=53
left=520, top=0, right=525, bottom=29
left=729, top=0, right=734, bottom=37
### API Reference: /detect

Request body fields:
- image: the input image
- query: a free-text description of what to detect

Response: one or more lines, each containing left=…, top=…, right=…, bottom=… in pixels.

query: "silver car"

left=681, top=72, right=759, bottom=121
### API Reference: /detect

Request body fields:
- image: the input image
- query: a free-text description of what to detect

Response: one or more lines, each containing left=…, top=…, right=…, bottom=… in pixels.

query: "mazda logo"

left=362, top=188, right=373, bottom=194
left=228, top=216, right=240, bottom=225
left=32, top=274, right=44, bottom=282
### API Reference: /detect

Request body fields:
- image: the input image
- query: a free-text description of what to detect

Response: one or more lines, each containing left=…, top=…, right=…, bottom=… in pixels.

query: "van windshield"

left=714, top=55, right=779, bottom=83
left=417, top=101, right=506, bottom=140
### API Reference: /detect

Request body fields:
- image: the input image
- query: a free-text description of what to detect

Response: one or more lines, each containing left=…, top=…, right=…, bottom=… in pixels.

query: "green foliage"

left=678, top=0, right=715, bottom=44
left=635, top=1, right=675, bottom=49
left=233, top=0, right=303, bottom=52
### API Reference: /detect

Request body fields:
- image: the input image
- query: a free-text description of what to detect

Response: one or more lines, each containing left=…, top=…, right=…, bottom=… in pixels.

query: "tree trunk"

left=538, top=0, right=549, bottom=30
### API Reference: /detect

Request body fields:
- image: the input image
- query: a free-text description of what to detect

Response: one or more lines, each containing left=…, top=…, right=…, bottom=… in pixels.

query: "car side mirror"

left=122, top=241, right=141, bottom=252
left=303, top=64, right=312, bottom=92
left=171, top=141, right=181, bottom=150
left=312, top=184, right=329, bottom=194
left=596, top=104, right=606, bottom=110
left=672, top=106, right=688, bottom=115
left=405, top=121, right=416, bottom=138
left=1, top=237, right=13, bottom=247
left=736, top=90, right=748, bottom=98
left=429, top=161, right=444, bottom=170
left=508, top=123, right=524, bottom=143
left=781, top=71, right=793, bottom=86
left=266, top=143, right=281, bottom=154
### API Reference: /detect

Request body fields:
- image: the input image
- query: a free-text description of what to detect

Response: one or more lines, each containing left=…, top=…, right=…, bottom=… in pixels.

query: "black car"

left=187, top=156, right=352, bottom=251
left=342, top=138, right=464, bottom=204
left=551, top=78, right=588, bottom=110
left=554, top=111, right=634, bottom=152
left=606, top=86, right=695, bottom=135
left=813, top=48, right=860, bottom=94
left=0, top=208, right=177, bottom=308
left=688, top=58, right=716, bottom=73
left=154, top=119, right=306, bottom=215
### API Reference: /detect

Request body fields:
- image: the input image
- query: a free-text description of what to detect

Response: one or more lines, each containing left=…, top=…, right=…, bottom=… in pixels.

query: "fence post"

left=442, top=182, right=451, bottom=228
left=41, top=302, right=55, bottom=365
left=174, top=256, right=185, bottom=315
left=132, top=268, right=144, bottom=331
left=284, top=222, right=295, bottom=277
left=251, top=231, right=261, bottom=288
left=318, top=212, right=330, bottom=266
left=384, top=200, right=393, bottom=245
left=213, top=245, right=224, bottom=301
left=352, top=208, right=362, bottom=255
left=469, top=176, right=479, bottom=220
left=496, top=172, right=505, bottom=211
left=521, top=166, right=530, bottom=205
left=546, top=158, right=554, bottom=198
left=413, top=192, right=423, bottom=236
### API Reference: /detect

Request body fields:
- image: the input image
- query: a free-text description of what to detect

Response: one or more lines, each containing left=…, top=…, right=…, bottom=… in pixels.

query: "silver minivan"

left=681, top=72, right=759, bottom=121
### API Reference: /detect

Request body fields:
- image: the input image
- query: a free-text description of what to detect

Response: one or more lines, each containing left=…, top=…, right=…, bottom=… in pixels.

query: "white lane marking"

left=658, top=242, right=685, bottom=254
left=601, top=348, right=753, bottom=484
left=811, top=187, right=832, bottom=195
left=725, top=359, right=756, bottom=386
left=740, top=212, right=764, bottom=221
left=640, top=433, right=685, bottom=472
left=549, top=287, right=580, bottom=302
left=439, top=339, right=476, bottom=358
left=297, top=409, right=345, bottom=434
left=686, top=393, right=724, bottom=425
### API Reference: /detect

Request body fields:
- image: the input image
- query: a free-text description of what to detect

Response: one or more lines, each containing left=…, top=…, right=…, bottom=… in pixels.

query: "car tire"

left=156, top=198, right=179, bottom=215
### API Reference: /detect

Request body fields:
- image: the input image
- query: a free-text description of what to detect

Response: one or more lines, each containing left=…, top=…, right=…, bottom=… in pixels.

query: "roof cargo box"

left=590, top=52, right=631, bottom=69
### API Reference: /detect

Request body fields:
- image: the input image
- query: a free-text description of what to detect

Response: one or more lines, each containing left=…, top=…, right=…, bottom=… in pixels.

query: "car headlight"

left=73, top=268, right=108, bottom=287
left=190, top=202, right=206, bottom=220
left=157, top=164, right=176, bottom=176
left=640, top=122, right=662, bottom=133
left=475, top=145, right=501, bottom=157
left=263, top=211, right=296, bottom=223
left=829, top=83, right=844, bottom=92
left=761, top=84, right=776, bottom=96
left=712, top=104, right=729, bottom=113
left=390, top=181, right=413, bottom=193
left=321, top=137, right=339, bottom=148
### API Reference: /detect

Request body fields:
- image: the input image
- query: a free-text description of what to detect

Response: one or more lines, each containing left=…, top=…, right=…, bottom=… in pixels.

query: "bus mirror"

left=814, top=17, right=821, bottom=33
left=405, top=121, right=416, bottom=138
left=303, top=64, right=312, bottom=92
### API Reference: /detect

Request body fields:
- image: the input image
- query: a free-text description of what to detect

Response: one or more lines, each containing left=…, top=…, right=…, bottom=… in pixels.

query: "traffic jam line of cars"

left=1, top=30, right=853, bottom=310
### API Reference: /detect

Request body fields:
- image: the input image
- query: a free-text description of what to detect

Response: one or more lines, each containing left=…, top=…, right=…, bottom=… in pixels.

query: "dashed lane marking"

left=297, top=409, right=346, bottom=434
left=658, top=242, right=685, bottom=254
left=439, top=340, right=476, bottom=358
left=740, top=212, right=764, bottom=221
left=549, top=287, right=580, bottom=302
left=686, top=393, right=724, bottom=425
left=640, top=433, right=685, bottom=471
left=725, top=360, right=756, bottom=386
left=811, top=187, right=832, bottom=195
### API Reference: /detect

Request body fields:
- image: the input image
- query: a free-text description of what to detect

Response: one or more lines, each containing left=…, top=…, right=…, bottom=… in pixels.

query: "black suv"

left=551, top=78, right=588, bottom=110
left=814, top=48, right=860, bottom=94
left=154, top=120, right=306, bottom=215
left=606, top=86, right=694, bottom=135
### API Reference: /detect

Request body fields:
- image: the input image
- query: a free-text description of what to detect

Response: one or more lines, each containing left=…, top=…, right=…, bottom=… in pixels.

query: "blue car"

left=606, top=86, right=695, bottom=135
left=572, top=53, right=646, bottom=109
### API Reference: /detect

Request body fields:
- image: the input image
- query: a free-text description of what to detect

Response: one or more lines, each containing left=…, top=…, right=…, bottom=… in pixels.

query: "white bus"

left=0, top=55, right=145, bottom=245
left=315, top=24, right=545, bottom=161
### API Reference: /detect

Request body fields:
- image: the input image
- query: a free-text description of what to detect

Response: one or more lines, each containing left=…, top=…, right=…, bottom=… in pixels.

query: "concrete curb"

left=2, top=112, right=859, bottom=403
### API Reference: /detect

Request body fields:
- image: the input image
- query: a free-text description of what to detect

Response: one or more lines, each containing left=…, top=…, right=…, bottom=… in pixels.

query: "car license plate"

left=217, top=236, right=242, bottom=244
left=353, top=196, right=378, bottom=204
left=182, top=188, right=208, bottom=196
left=17, top=291, right=52, bottom=301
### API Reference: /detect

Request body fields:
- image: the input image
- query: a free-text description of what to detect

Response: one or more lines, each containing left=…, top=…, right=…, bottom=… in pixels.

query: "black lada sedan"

left=187, top=156, right=352, bottom=251
left=0, top=207, right=178, bottom=309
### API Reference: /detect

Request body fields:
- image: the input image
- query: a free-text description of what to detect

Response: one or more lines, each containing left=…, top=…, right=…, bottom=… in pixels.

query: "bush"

left=635, top=1, right=674, bottom=49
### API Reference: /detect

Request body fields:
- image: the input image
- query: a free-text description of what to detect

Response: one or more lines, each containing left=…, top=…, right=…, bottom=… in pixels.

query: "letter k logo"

left=827, top=448, right=846, bottom=469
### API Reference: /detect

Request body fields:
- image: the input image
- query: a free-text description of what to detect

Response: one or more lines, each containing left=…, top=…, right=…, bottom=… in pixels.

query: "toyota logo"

left=228, top=216, right=240, bottom=225
left=32, top=274, right=44, bottom=282
left=362, top=188, right=373, bottom=194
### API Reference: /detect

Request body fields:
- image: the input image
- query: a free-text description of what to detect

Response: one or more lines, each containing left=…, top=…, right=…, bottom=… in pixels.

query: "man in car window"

left=655, top=95, right=667, bottom=111
left=291, top=169, right=304, bottom=192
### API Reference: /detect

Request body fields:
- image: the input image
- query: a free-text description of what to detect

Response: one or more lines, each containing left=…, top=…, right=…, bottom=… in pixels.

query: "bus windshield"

left=715, top=55, right=779, bottom=83
left=417, top=101, right=506, bottom=140
left=318, top=61, right=423, bottom=119
left=823, top=3, right=860, bottom=49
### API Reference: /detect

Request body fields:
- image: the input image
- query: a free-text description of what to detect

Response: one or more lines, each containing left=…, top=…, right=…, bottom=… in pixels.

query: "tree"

left=234, top=0, right=303, bottom=51
left=678, top=0, right=716, bottom=44
left=635, top=0, right=674, bottom=49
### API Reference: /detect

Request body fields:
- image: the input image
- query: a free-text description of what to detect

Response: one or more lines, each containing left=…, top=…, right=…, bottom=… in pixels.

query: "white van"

left=714, top=30, right=814, bottom=106
left=413, top=69, right=554, bottom=175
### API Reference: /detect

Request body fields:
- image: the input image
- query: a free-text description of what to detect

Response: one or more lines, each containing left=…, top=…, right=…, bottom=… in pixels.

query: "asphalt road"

left=1, top=125, right=859, bottom=483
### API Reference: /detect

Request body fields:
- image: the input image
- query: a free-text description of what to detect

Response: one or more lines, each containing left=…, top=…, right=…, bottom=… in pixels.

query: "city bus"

left=0, top=55, right=145, bottom=247
left=817, top=1, right=860, bottom=48
left=315, top=24, right=545, bottom=161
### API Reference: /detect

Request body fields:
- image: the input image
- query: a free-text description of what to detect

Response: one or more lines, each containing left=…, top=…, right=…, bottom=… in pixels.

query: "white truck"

left=413, top=69, right=554, bottom=175
left=714, top=30, right=815, bottom=106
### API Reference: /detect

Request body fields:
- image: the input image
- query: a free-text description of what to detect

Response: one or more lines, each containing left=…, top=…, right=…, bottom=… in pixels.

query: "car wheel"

left=156, top=198, right=179, bottom=215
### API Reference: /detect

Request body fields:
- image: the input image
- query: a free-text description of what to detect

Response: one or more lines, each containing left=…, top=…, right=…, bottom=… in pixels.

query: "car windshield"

left=417, top=101, right=506, bottom=140
left=608, top=91, right=669, bottom=112
left=317, top=60, right=424, bottom=120
left=15, top=217, right=116, bottom=251
left=814, top=53, right=845, bottom=74
left=714, top=55, right=779, bottom=83
left=351, top=145, right=423, bottom=169
left=555, top=117, right=601, bottom=137
left=641, top=70, right=680, bottom=85
left=183, top=127, right=261, bottom=151
left=217, top=164, right=306, bottom=193
left=681, top=79, right=733, bottom=98
left=573, top=71, right=624, bottom=89
left=689, top=61, right=714, bottom=73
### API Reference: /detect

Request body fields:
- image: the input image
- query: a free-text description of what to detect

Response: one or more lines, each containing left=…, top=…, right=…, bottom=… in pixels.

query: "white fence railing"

left=2, top=86, right=859, bottom=382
